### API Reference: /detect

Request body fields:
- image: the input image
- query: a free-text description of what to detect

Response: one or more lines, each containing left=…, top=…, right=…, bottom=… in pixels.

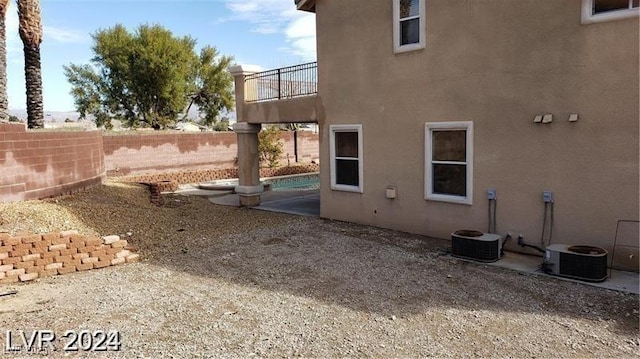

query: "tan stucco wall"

left=315, top=0, right=639, bottom=270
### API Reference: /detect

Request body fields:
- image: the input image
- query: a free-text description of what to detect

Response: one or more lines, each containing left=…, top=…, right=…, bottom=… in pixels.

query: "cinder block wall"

left=280, top=131, right=320, bottom=164
left=0, top=123, right=106, bottom=203
left=0, top=125, right=319, bottom=203
left=103, top=132, right=239, bottom=176
left=104, top=131, right=320, bottom=177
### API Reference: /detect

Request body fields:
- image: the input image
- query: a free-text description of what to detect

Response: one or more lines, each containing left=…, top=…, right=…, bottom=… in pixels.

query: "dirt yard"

left=0, top=181, right=638, bottom=357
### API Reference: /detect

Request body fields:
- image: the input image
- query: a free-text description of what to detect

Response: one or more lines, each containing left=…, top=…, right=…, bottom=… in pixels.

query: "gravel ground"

left=0, top=180, right=638, bottom=358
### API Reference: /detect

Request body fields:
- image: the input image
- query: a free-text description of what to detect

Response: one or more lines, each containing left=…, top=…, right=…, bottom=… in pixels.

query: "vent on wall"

left=451, top=230, right=502, bottom=262
left=543, top=244, right=608, bottom=282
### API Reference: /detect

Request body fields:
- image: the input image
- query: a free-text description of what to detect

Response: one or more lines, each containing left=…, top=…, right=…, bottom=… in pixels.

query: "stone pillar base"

left=239, top=194, right=261, bottom=207
left=235, top=185, right=263, bottom=207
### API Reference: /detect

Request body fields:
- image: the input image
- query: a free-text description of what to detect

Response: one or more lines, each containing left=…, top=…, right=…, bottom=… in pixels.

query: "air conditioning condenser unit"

left=543, top=244, right=608, bottom=282
left=451, top=230, right=502, bottom=262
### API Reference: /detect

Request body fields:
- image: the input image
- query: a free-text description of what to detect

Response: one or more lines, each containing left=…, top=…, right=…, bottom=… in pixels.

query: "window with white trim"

left=393, top=0, right=425, bottom=53
left=582, top=0, right=639, bottom=24
left=425, top=122, right=473, bottom=205
left=330, top=125, right=363, bottom=193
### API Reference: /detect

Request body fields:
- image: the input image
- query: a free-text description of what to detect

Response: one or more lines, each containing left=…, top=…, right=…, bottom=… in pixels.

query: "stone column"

left=229, top=64, right=264, bottom=206
left=233, top=122, right=263, bottom=206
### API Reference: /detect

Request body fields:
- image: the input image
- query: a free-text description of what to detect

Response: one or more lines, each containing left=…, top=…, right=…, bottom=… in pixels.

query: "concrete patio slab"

left=209, top=189, right=320, bottom=216
left=209, top=193, right=241, bottom=207
left=459, top=251, right=639, bottom=295
left=172, top=184, right=233, bottom=198
left=255, top=190, right=320, bottom=217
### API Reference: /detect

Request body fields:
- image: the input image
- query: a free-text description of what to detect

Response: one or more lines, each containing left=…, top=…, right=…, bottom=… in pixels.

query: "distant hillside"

left=7, top=106, right=227, bottom=123
left=9, top=109, right=81, bottom=123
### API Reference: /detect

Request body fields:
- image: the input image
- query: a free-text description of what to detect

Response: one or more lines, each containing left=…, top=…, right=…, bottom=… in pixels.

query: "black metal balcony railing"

left=245, top=62, right=317, bottom=103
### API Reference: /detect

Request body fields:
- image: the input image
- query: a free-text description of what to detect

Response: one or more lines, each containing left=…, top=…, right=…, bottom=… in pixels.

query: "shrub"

left=211, top=118, right=230, bottom=131
left=258, top=126, right=283, bottom=168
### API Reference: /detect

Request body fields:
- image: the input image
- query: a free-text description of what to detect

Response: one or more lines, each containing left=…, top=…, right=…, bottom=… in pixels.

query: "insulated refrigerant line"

left=541, top=201, right=555, bottom=247
left=488, top=199, right=497, bottom=233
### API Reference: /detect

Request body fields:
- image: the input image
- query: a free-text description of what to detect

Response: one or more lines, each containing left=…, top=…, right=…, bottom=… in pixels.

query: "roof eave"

left=295, top=0, right=316, bottom=13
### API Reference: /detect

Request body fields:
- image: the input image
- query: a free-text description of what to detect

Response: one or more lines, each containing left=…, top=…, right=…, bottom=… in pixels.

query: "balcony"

left=245, top=62, right=317, bottom=103
left=231, top=62, right=322, bottom=125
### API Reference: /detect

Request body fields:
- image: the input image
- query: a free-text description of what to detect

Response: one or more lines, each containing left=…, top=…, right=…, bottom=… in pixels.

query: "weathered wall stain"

left=103, top=130, right=319, bottom=177
left=0, top=123, right=106, bottom=203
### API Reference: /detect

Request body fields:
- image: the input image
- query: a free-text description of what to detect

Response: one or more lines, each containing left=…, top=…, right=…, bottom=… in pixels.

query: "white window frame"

left=329, top=124, right=363, bottom=193
left=393, top=0, right=426, bottom=53
left=424, top=121, right=473, bottom=205
left=581, top=0, right=639, bottom=24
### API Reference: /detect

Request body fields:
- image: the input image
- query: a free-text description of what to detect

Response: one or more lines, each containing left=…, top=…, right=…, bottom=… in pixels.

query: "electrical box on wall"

left=385, top=186, right=397, bottom=199
left=543, top=191, right=553, bottom=203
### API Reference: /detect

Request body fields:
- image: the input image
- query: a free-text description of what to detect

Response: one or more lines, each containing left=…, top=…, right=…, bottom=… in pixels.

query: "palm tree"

left=0, top=0, right=9, bottom=123
left=17, top=0, right=43, bottom=128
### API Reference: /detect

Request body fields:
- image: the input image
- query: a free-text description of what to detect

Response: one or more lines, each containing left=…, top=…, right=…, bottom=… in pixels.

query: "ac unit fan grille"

left=559, top=252, right=607, bottom=281
left=452, top=236, right=499, bottom=262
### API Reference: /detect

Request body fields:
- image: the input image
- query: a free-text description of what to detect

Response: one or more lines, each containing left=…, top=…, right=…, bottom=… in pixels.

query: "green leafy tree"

left=258, top=125, right=283, bottom=168
left=64, top=24, right=234, bottom=130
left=184, top=46, right=234, bottom=127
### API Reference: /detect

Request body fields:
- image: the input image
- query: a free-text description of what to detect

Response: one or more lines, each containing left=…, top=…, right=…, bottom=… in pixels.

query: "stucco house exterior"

left=232, top=0, right=639, bottom=271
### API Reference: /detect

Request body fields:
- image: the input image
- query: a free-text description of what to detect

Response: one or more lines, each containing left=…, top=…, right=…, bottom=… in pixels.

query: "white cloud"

left=285, top=14, right=315, bottom=39
left=4, top=7, right=87, bottom=112
left=283, top=14, right=316, bottom=61
left=223, top=0, right=316, bottom=62
left=43, top=26, right=88, bottom=44
left=4, top=9, right=86, bottom=58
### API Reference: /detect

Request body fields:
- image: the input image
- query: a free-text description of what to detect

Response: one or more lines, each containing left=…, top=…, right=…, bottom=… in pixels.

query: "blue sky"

left=6, top=0, right=316, bottom=112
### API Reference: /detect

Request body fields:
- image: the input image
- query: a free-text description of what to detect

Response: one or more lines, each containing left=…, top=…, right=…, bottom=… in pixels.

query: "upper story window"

left=582, top=0, right=639, bottom=24
left=330, top=125, right=363, bottom=193
left=393, top=0, right=426, bottom=53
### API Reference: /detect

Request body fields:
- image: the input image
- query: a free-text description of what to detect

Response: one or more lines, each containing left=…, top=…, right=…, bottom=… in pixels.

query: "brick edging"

left=0, top=231, right=139, bottom=285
